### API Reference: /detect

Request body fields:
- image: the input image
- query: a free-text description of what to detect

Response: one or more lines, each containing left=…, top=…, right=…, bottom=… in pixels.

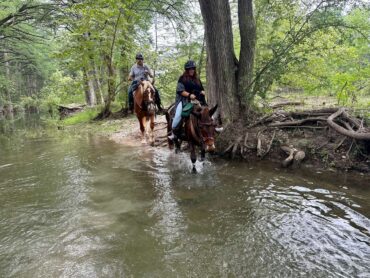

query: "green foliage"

left=39, top=70, right=84, bottom=115
left=1, top=0, right=368, bottom=117
left=62, top=107, right=100, bottom=126
left=19, top=96, right=40, bottom=110
left=278, top=8, right=370, bottom=106
left=251, top=1, right=370, bottom=103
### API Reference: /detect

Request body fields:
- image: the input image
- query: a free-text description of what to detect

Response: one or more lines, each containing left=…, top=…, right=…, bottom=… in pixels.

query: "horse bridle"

left=143, top=88, right=155, bottom=105
left=137, top=84, right=155, bottom=111
left=196, top=117, right=217, bottom=143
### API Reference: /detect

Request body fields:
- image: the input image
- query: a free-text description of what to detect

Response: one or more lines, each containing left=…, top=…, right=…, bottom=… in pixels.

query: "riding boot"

left=168, top=131, right=176, bottom=140
left=168, top=123, right=181, bottom=140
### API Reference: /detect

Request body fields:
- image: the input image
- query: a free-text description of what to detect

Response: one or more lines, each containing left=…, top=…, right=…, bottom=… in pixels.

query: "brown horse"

left=166, top=102, right=218, bottom=172
left=134, top=80, right=156, bottom=145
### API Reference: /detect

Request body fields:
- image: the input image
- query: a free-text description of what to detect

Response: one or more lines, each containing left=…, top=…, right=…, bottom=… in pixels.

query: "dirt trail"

left=110, top=115, right=168, bottom=147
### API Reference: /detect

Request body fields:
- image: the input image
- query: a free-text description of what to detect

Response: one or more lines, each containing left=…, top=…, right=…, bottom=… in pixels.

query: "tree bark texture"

left=88, top=58, right=103, bottom=105
left=199, top=0, right=239, bottom=121
left=83, top=67, right=97, bottom=107
left=237, top=0, right=256, bottom=103
left=199, top=0, right=257, bottom=120
left=103, top=54, right=116, bottom=114
left=3, top=52, right=13, bottom=113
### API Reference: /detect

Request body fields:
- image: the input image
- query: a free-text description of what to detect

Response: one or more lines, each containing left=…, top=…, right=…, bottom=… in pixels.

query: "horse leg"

left=149, top=114, right=155, bottom=146
left=190, top=143, right=197, bottom=173
left=165, top=112, right=174, bottom=149
left=174, top=138, right=181, bottom=154
left=200, top=146, right=206, bottom=162
left=140, top=116, right=146, bottom=144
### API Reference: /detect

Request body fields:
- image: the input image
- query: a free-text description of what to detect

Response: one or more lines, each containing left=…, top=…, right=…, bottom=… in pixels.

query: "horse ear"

left=209, top=104, right=218, bottom=117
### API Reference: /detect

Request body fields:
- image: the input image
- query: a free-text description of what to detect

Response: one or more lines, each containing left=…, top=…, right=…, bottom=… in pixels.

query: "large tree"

left=199, top=0, right=369, bottom=122
left=198, top=0, right=255, bottom=120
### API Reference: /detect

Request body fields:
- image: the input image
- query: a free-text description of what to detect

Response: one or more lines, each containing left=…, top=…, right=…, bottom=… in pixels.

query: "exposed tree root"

left=327, top=108, right=370, bottom=140
left=220, top=107, right=369, bottom=172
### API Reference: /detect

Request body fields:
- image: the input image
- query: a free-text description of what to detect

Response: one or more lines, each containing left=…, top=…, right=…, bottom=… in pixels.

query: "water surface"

left=0, top=120, right=369, bottom=277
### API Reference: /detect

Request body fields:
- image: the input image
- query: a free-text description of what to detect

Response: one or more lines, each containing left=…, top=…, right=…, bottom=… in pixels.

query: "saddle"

left=173, top=100, right=202, bottom=139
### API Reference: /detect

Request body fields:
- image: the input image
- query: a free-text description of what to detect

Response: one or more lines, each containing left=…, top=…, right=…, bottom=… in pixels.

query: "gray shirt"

left=129, top=64, right=152, bottom=81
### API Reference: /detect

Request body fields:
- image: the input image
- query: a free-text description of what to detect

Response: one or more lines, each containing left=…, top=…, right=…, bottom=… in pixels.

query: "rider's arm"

left=146, top=66, right=154, bottom=78
left=181, top=91, right=196, bottom=100
left=177, top=80, right=195, bottom=100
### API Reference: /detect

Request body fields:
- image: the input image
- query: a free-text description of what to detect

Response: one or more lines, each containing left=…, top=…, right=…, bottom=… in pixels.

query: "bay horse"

left=133, top=80, right=156, bottom=145
left=166, top=102, right=218, bottom=172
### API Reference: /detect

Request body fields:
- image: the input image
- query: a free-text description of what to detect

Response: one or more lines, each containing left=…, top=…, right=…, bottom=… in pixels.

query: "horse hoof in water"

left=192, top=167, right=197, bottom=174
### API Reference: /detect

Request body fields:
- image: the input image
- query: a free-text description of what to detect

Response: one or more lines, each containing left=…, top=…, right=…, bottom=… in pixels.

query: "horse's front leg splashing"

left=189, top=142, right=197, bottom=173
left=140, top=116, right=147, bottom=144
left=200, top=142, right=206, bottom=162
left=149, top=114, right=155, bottom=146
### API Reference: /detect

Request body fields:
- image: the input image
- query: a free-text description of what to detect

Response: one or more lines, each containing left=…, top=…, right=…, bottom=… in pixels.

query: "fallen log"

left=268, top=117, right=327, bottom=127
left=58, top=103, right=85, bottom=119
left=270, top=101, right=302, bottom=109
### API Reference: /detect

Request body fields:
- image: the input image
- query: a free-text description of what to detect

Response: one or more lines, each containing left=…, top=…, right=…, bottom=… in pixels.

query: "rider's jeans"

left=172, top=102, right=183, bottom=129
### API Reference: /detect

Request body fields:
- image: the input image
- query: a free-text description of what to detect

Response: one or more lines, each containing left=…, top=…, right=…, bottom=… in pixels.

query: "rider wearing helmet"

left=168, top=60, right=207, bottom=140
left=128, top=53, right=162, bottom=112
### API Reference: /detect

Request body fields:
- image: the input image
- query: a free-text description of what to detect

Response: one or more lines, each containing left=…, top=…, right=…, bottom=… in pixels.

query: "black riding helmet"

left=136, top=53, right=144, bottom=60
left=184, top=60, right=196, bottom=70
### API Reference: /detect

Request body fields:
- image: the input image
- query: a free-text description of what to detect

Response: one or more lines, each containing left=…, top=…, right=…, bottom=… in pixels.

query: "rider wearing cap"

left=128, top=53, right=162, bottom=112
left=168, top=60, right=207, bottom=140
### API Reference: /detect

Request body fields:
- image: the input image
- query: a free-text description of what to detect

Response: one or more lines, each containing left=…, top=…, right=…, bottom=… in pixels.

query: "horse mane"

left=141, top=80, right=154, bottom=93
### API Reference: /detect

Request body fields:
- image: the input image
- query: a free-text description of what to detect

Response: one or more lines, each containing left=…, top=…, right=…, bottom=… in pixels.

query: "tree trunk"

left=88, top=62, right=103, bottom=105
left=198, top=36, right=205, bottom=78
left=119, top=65, right=129, bottom=108
left=83, top=67, right=97, bottom=107
left=199, top=0, right=239, bottom=121
left=237, top=0, right=256, bottom=104
left=88, top=57, right=103, bottom=105
left=101, top=54, right=116, bottom=116
left=3, top=52, right=13, bottom=113
left=199, top=0, right=256, bottom=120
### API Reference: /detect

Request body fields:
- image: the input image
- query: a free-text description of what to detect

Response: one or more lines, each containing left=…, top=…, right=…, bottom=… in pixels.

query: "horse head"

left=134, top=80, right=157, bottom=145
left=141, top=80, right=156, bottom=114
left=195, top=104, right=218, bottom=153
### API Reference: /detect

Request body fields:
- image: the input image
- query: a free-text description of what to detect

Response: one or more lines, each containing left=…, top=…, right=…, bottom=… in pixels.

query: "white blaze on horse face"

left=147, top=89, right=153, bottom=102
left=206, top=143, right=216, bottom=153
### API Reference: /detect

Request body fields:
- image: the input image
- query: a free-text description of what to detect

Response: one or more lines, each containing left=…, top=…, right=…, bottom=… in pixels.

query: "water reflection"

left=0, top=132, right=370, bottom=277
left=148, top=149, right=187, bottom=246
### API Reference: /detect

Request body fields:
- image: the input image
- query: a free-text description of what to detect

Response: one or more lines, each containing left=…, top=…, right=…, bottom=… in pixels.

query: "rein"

left=190, top=113, right=215, bottom=144
left=135, top=83, right=155, bottom=111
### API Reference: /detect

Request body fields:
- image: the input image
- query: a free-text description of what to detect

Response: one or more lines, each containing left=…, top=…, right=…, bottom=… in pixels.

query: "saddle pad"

left=181, top=102, right=193, bottom=117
